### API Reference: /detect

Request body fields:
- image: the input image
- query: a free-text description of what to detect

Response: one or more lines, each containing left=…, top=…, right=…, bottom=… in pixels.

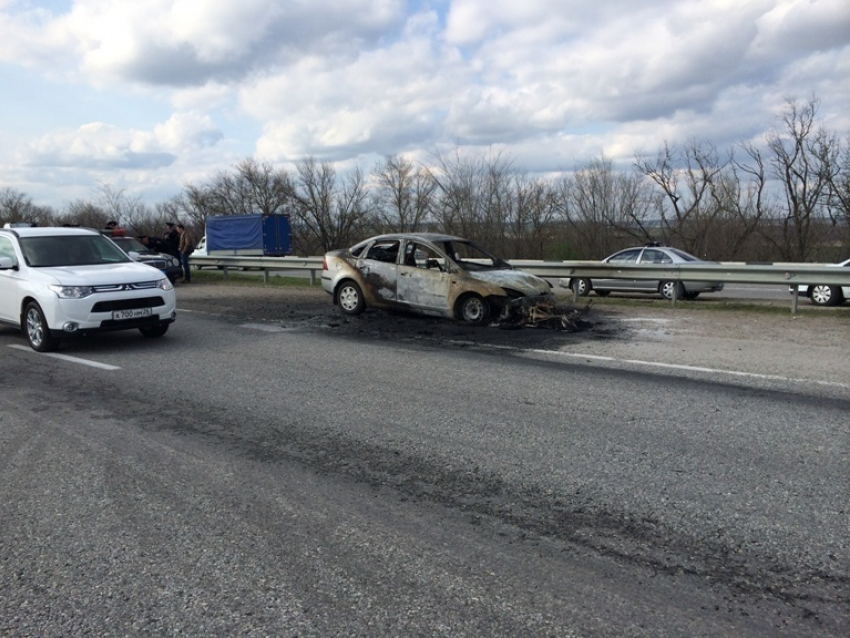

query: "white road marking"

left=449, top=341, right=850, bottom=389
left=8, top=345, right=121, bottom=370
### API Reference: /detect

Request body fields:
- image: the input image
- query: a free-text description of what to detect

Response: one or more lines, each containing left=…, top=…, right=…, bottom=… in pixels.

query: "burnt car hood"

left=468, top=269, right=551, bottom=296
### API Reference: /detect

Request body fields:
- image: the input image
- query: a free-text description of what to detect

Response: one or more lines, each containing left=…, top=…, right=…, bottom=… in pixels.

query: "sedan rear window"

left=20, top=235, right=132, bottom=267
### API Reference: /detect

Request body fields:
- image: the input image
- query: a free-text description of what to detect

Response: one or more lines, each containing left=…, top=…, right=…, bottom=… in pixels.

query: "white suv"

left=0, top=226, right=177, bottom=351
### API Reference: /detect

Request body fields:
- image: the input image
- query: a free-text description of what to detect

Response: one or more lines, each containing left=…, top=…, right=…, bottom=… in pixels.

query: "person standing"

left=177, top=224, right=196, bottom=283
left=163, top=222, right=180, bottom=259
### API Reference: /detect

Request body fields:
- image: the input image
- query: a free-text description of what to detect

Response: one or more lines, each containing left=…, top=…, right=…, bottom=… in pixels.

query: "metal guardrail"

left=190, top=255, right=325, bottom=284
left=515, top=260, right=850, bottom=313
left=190, top=255, right=849, bottom=313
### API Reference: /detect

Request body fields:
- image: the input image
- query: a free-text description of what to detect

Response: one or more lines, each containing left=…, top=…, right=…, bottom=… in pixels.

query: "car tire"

left=571, top=278, right=591, bottom=296
left=139, top=323, right=169, bottom=338
left=684, top=292, right=700, bottom=300
left=457, top=294, right=490, bottom=325
left=594, top=290, right=610, bottom=297
left=809, top=285, right=842, bottom=306
left=660, top=281, right=685, bottom=300
left=23, top=301, right=60, bottom=352
left=337, top=281, right=366, bottom=315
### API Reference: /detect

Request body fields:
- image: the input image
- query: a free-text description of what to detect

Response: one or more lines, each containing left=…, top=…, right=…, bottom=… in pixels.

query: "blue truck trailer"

left=204, top=213, right=292, bottom=256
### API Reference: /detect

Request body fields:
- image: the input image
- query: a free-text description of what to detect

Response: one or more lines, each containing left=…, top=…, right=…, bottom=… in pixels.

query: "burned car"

left=322, top=233, right=561, bottom=327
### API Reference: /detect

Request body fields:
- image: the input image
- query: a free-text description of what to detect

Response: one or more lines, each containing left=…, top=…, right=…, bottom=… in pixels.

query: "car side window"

left=642, top=249, right=672, bottom=264
left=0, top=236, right=17, bottom=264
left=608, top=249, right=641, bottom=263
left=403, top=242, right=443, bottom=270
left=365, top=240, right=400, bottom=264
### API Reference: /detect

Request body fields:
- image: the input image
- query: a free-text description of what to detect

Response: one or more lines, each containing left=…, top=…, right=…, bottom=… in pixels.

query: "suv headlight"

left=49, top=284, right=94, bottom=299
left=157, top=278, right=174, bottom=291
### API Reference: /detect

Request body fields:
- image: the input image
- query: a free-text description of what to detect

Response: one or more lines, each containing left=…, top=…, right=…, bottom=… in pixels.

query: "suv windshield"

left=20, top=235, right=132, bottom=267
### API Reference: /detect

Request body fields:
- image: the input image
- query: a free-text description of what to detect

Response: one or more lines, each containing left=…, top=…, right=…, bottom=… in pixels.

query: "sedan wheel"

left=571, top=278, right=591, bottom=296
left=338, top=281, right=365, bottom=315
left=810, top=285, right=841, bottom=306
left=660, top=280, right=685, bottom=300
left=24, top=301, right=60, bottom=352
left=458, top=294, right=490, bottom=325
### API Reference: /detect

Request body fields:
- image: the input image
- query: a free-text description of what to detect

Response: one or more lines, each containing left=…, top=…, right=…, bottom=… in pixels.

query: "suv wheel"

left=24, top=301, right=60, bottom=352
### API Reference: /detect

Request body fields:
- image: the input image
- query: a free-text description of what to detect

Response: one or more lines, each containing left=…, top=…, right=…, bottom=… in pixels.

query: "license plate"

left=112, top=308, right=153, bottom=321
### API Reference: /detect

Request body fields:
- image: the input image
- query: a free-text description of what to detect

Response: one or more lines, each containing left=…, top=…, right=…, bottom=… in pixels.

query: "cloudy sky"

left=1, top=0, right=849, bottom=210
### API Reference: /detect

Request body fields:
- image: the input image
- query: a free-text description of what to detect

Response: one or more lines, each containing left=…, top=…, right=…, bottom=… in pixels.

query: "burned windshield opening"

left=439, top=240, right=511, bottom=271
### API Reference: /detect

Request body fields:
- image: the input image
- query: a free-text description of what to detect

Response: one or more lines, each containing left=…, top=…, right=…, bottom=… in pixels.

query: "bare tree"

left=766, top=96, right=840, bottom=261
left=506, top=173, right=558, bottom=258
left=0, top=188, right=55, bottom=226
left=705, top=143, right=773, bottom=261
left=91, top=184, right=153, bottom=232
left=827, top=136, right=850, bottom=231
left=426, top=147, right=516, bottom=246
left=58, top=200, right=108, bottom=228
left=371, top=155, right=435, bottom=233
left=553, top=156, right=656, bottom=258
left=291, top=157, right=372, bottom=253
left=635, top=140, right=733, bottom=256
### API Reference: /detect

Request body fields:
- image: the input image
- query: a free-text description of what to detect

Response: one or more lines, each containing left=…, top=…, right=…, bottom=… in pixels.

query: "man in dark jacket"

left=163, top=222, right=180, bottom=258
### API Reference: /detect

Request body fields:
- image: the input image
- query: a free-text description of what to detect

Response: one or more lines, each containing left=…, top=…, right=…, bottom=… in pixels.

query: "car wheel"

left=337, top=281, right=365, bottom=315
left=571, top=278, right=591, bottom=296
left=457, top=294, right=490, bottom=325
left=809, top=285, right=841, bottom=306
left=139, top=323, right=169, bottom=338
left=23, top=301, right=60, bottom=352
left=660, top=280, right=685, bottom=300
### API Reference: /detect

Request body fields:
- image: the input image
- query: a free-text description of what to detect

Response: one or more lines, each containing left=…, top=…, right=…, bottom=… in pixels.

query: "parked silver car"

left=788, top=258, right=850, bottom=306
left=322, top=233, right=554, bottom=325
left=562, top=245, right=724, bottom=300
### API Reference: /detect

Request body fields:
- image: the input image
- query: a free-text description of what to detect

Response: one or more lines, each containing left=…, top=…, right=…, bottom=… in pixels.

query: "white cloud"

left=23, top=111, right=221, bottom=169
left=0, top=0, right=849, bottom=209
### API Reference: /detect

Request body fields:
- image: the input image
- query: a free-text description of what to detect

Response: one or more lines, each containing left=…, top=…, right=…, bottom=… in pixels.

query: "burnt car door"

left=357, top=239, right=401, bottom=306
left=397, top=240, right=452, bottom=315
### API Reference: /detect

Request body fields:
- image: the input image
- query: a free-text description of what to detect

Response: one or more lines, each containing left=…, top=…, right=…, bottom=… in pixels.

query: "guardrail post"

left=264, top=270, right=270, bottom=284
left=310, top=269, right=317, bottom=286
left=791, top=287, right=799, bottom=315
left=572, top=278, right=580, bottom=303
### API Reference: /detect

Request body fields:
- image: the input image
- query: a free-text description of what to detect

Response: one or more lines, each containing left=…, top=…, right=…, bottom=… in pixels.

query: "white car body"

left=788, top=258, right=850, bottom=306
left=0, top=227, right=177, bottom=351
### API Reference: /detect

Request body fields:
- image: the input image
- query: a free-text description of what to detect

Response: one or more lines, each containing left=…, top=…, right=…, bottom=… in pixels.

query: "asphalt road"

left=1, top=297, right=847, bottom=637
